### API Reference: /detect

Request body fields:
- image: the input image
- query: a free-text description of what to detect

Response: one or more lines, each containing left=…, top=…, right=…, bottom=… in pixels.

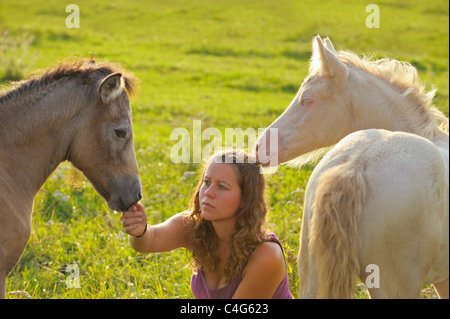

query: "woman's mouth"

left=201, top=202, right=215, bottom=209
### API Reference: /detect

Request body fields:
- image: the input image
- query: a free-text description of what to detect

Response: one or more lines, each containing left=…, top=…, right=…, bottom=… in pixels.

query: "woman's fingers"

left=122, top=217, right=142, bottom=227
left=124, top=224, right=139, bottom=232
left=120, top=202, right=147, bottom=236
left=120, top=210, right=141, bottom=221
left=133, top=202, right=144, bottom=211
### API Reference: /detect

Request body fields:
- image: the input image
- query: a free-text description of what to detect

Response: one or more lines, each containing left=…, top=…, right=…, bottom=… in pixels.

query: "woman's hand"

left=120, top=202, right=147, bottom=237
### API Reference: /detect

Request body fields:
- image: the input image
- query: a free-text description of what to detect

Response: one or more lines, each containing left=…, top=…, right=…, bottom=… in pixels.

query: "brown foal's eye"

left=114, top=128, right=127, bottom=139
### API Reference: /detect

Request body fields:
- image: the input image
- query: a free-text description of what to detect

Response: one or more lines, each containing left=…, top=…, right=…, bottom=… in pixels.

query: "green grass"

left=1, top=0, right=448, bottom=299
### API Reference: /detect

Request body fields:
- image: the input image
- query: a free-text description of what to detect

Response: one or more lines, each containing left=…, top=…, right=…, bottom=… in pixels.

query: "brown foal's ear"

left=98, top=72, right=124, bottom=104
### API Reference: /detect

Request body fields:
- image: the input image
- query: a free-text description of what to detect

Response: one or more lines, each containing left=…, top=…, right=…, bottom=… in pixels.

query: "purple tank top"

left=190, top=233, right=292, bottom=299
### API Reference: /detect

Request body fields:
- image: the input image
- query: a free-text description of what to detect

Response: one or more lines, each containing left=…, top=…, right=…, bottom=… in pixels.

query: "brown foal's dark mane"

left=0, top=58, right=136, bottom=106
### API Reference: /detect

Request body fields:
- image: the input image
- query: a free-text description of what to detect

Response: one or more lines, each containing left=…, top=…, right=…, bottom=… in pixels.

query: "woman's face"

left=199, top=162, right=241, bottom=223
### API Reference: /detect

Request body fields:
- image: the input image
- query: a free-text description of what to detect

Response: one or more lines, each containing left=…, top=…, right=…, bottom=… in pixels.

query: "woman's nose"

left=205, top=185, right=215, bottom=198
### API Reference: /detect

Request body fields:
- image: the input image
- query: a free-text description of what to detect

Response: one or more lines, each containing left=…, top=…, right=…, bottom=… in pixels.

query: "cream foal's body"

left=299, top=129, right=448, bottom=298
left=257, top=35, right=449, bottom=298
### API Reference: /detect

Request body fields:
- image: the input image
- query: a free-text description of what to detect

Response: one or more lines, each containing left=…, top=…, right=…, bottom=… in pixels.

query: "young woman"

left=120, top=150, right=292, bottom=299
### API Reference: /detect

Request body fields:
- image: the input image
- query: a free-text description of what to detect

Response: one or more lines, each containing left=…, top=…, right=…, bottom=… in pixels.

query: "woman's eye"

left=219, top=185, right=228, bottom=190
left=114, top=129, right=128, bottom=139
left=203, top=180, right=211, bottom=185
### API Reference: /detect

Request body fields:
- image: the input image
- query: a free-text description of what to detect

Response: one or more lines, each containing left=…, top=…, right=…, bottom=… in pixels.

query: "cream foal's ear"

left=98, top=72, right=124, bottom=104
left=323, top=37, right=337, bottom=54
left=311, top=35, right=348, bottom=84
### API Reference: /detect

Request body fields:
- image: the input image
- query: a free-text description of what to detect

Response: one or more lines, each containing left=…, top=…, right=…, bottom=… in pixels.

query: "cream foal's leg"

left=433, top=278, right=449, bottom=299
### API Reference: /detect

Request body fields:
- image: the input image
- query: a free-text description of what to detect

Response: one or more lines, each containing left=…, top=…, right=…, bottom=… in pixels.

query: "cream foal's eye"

left=301, top=99, right=313, bottom=106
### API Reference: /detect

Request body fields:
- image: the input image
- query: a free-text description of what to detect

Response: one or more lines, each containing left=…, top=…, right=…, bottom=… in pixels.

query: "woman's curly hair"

left=183, top=150, right=270, bottom=283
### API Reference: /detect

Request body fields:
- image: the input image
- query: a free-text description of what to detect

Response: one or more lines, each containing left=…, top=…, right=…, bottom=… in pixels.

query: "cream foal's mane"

left=338, top=50, right=448, bottom=132
left=289, top=50, right=448, bottom=169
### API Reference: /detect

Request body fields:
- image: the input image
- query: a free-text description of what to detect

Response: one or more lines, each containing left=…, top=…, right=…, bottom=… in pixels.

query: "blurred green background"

left=0, top=0, right=448, bottom=298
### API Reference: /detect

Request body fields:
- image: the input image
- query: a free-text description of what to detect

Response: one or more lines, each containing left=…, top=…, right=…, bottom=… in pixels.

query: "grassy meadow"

left=0, top=0, right=448, bottom=299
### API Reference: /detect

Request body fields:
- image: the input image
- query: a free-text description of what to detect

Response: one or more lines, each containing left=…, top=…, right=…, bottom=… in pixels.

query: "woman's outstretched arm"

left=120, top=202, right=191, bottom=253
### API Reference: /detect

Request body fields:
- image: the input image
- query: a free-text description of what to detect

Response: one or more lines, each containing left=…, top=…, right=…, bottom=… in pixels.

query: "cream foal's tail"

left=310, top=161, right=367, bottom=299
